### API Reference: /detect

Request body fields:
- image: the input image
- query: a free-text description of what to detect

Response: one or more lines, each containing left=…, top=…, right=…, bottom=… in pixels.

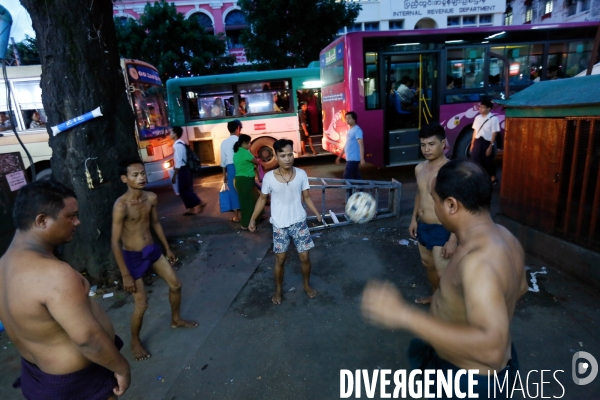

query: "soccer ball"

left=345, top=192, right=377, bottom=224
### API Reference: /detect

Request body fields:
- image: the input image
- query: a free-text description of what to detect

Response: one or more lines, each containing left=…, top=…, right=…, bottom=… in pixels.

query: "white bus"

left=0, top=59, right=174, bottom=182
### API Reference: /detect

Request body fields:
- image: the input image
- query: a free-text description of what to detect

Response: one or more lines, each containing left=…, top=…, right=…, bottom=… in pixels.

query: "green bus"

left=166, top=66, right=323, bottom=170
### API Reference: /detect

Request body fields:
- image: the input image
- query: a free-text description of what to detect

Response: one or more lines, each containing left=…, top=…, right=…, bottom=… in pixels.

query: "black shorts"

left=299, top=130, right=310, bottom=140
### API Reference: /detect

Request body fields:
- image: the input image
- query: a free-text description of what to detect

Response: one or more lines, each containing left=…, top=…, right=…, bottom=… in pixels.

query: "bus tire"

left=454, top=129, right=473, bottom=159
left=34, top=168, right=53, bottom=181
left=250, top=137, right=278, bottom=171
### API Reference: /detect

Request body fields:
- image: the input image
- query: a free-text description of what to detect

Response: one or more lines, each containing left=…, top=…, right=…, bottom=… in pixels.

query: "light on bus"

left=303, top=80, right=323, bottom=87
left=146, top=145, right=154, bottom=156
left=485, top=31, right=505, bottom=40
left=509, top=63, right=520, bottom=76
left=445, top=40, right=464, bottom=44
left=393, top=43, right=420, bottom=46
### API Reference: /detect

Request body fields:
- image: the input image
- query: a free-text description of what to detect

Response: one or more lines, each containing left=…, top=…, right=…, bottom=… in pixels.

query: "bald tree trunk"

left=21, top=0, right=138, bottom=281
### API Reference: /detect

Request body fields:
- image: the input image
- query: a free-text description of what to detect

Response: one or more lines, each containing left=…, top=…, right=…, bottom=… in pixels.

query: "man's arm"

left=248, top=192, right=268, bottom=232
left=47, top=265, right=131, bottom=395
left=362, top=254, right=511, bottom=369
left=409, top=165, right=421, bottom=238
left=111, top=202, right=136, bottom=293
left=441, top=233, right=458, bottom=259
left=358, top=138, right=365, bottom=166
left=486, top=131, right=499, bottom=157
left=302, top=189, right=323, bottom=223
left=336, top=149, right=345, bottom=164
left=150, top=193, right=175, bottom=263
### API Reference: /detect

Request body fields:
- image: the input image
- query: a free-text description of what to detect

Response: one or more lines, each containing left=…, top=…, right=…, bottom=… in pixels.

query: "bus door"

left=382, top=52, right=438, bottom=166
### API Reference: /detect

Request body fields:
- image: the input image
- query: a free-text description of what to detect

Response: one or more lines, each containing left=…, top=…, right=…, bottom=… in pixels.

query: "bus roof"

left=166, top=67, right=320, bottom=89
left=321, top=21, right=600, bottom=53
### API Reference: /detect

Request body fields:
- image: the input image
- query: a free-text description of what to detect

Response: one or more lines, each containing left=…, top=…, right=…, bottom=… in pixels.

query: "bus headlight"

left=163, top=159, right=173, bottom=170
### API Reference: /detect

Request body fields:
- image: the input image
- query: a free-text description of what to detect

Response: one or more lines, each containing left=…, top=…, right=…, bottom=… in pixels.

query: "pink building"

left=113, top=1, right=248, bottom=64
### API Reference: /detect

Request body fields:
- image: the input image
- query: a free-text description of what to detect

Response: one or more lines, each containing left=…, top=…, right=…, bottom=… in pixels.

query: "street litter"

left=311, top=233, right=322, bottom=238
left=398, top=239, right=410, bottom=246
left=362, top=238, right=369, bottom=241
left=103, top=292, right=114, bottom=298
left=88, top=285, right=97, bottom=297
left=409, top=239, right=418, bottom=244
left=528, top=267, right=547, bottom=292
left=288, top=287, right=295, bottom=292
left=179, top=241, right=183, bottom=244
left=196, top=234, right=200, bottom=236
left=198, top=240, right=203, bottom=244
left=329, top=210, right=340, bottom=224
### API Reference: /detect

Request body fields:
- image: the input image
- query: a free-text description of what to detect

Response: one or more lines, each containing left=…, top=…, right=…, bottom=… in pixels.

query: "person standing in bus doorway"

left=112, top=158, right=199, bottom=361
left=470, top=99, right=500, bottom=185
left=335, top=111, right=365, bottom=179
left=299, top=102, right=318, bottom=156
left=409, top=123, right=457, bottom=304
left=248, top=139, right=322, bottom=304
left=221, top=120, right=242, bottom=223
left=170, top=127, right=207, bottom=215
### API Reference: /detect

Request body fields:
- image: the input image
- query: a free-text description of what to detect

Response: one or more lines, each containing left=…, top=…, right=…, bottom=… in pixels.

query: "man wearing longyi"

left=0, top=180, right=130, bottom=399
left=362, top=160, right=529, bottom=398
left=112, top=158, right=198, bottom=362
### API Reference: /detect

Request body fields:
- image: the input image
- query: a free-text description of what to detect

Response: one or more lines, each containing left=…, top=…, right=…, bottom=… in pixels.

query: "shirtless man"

left=362, top=160, right=529, bottom=397
left=409, top=123, right=457, bottom=304
left=0, top=180, right=130, bottom=399
left=112, top=158, right=198, bottom=361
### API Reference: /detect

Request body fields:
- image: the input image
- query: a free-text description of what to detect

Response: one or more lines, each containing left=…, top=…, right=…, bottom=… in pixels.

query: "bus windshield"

left=131, top=82, right=169, bottom=140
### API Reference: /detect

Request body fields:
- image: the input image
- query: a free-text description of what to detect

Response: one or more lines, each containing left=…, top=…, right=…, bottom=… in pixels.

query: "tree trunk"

left=21, top=0, right=138, bottom=282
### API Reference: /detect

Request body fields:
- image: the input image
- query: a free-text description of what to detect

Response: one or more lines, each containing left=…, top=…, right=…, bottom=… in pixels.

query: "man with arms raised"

left=409, top=123, right=457, bottom=304
left=112, top=158, right=198, bottom=361
left=362, top=160, right=528, bottom=397
left=0, top=180, right=130, bottom=399
left=248, top=139, right=322, bottom=304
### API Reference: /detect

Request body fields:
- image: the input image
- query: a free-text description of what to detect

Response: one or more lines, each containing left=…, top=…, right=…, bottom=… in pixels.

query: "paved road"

left=1, top=156, right=599, bottom=399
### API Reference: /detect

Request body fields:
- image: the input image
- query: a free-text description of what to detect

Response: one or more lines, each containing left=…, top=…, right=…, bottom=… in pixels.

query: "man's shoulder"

left=294, top=167, right=308, bottom=178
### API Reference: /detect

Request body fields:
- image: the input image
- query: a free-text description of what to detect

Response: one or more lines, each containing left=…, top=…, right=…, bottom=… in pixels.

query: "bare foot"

left=171, top=319, right=199, bottom=328
left=272, top=291, right=282, bottom=305
left=132, top=340, right=151, bottom=361
left=415, top=296, right=432, bottom=305
left=304, top=285, right=318, bottom=298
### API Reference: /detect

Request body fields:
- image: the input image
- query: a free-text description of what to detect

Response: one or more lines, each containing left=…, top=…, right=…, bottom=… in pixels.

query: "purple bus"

left=320, top=22, right=599, bottom=168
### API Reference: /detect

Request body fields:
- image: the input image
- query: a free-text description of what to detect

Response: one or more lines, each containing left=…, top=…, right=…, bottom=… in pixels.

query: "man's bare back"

left=431, top=222, right=528, bottom=372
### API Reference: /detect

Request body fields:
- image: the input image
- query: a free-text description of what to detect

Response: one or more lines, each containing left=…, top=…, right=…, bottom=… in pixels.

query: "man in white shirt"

left=248, top=139, right=322, bottom=304
left=170, top=127, right=205, bottom=215
left=470, top=99, right=500, bottom=184
left=220, top=120, right=242, bottom=223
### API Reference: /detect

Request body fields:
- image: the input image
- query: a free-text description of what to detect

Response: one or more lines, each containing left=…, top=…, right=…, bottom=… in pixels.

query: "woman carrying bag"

left=233, top=134, right=261, bottom=230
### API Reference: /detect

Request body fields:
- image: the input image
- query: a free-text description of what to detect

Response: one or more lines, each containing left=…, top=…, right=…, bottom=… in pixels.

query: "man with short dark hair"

left=0, top=180, right=130, bottom=399
left=409, top=123, right=457, bottom=304
left=248, top=139, right=322, bottom=304
left=299, top=102, right=317, bottom=156
left=170, top=126, right=206, bottom=215
left=470, top=99, right=500, bottom=184
left=221, top=120, right=242, bottom=223
left=112, top=158, right=198, bottom=361
left=362, top=160, right=528, bottom=398
left=335, top=111, right=365, bottom=179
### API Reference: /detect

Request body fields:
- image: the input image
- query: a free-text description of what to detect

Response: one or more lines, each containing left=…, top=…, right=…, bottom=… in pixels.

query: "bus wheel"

left=251, top=138, right=277, bottom=170
left=454, top=130, right=473, bottom=159
left=34, top=168, right=52, bottom=181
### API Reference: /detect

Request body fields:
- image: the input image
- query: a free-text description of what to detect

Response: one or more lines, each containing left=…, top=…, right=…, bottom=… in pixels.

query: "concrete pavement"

left=1, top=157, right=599, bottom=399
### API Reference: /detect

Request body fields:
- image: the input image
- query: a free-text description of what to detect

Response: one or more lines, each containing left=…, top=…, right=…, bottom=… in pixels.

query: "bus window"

left=22, top=109, right=47, bottom=130
left=131, top=84, right=169, bottom=139
left=546, top=42, right=567, bottom=79
left=321, top=58, right=344, bottom=86
left=365, top=52, right=379, bottom=110
left=565, top=42, right=593, bottom=77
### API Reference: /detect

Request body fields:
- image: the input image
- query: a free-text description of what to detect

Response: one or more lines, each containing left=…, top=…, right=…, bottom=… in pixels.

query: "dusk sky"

left=2, top=0, right=35, bottom=42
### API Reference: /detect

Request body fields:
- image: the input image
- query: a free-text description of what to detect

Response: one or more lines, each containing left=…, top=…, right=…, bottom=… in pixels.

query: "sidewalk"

left=1, top=162, right=599, bottom=399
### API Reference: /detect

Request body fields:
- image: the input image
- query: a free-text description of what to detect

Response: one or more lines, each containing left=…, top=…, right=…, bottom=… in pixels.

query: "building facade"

left=113, top=0, right=249, bottom=63
left=113, top=0, right=600, bottom=65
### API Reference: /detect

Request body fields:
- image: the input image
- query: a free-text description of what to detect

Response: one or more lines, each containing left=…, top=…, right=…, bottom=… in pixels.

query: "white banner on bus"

left=392, top=0, right=505, bottom=18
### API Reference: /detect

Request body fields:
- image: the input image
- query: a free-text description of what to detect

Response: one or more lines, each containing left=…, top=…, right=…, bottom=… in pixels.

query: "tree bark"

left=21, top=0, right=138, bottom=282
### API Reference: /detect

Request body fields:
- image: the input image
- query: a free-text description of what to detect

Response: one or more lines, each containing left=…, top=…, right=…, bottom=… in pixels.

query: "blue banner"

left=127, top=65, right=162, bottom=85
